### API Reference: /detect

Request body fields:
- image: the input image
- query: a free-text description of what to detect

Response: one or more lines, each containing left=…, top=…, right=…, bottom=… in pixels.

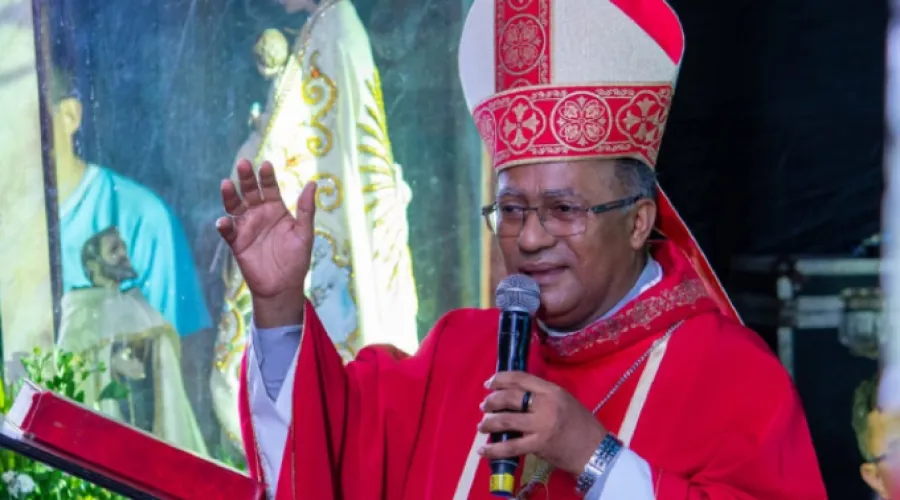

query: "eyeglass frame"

left=480, top=194, right=645, bottom=237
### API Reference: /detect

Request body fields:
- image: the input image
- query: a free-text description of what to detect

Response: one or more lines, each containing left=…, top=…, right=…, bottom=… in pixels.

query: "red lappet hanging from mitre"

left=459, top=0, right=740, bottom=321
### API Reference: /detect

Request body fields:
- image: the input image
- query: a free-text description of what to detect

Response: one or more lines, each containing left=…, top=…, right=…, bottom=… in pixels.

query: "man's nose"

left=517, top=210, right=556, bottom=253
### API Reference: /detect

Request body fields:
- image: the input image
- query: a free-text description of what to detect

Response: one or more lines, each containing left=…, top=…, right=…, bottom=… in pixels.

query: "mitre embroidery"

left=474, top=84, right=673, bottom=171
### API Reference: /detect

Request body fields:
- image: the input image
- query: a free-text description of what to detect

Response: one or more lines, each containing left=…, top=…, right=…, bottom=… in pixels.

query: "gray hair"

left=614, top=158, right=657, bottom=202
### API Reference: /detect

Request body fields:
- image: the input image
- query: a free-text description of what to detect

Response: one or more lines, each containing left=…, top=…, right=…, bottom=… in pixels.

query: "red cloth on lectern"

left=237, top=241, right=825, bottom=500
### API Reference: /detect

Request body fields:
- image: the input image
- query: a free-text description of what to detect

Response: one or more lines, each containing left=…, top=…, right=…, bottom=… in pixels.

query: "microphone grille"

left=495, top=274, right=541, bottom=314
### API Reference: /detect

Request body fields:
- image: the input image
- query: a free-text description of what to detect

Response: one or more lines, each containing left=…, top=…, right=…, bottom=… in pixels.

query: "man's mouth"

left=520, top=264, right=567, bottom=284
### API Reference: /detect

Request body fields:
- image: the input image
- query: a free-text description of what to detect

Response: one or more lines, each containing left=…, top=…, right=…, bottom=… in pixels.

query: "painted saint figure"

left=57, top=227, right=208, bottom=455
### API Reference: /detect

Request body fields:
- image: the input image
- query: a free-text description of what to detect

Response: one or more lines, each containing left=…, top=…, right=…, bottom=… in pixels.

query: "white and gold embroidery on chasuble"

left=211, top=0, right=419, bottom=449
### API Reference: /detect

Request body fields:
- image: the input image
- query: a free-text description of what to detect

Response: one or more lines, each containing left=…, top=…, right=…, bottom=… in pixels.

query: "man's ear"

left=629, top=198, right=657, bottom=251
left=861, top=463, right=888, bottom=498
left=58, top=97, right=82, bottom=136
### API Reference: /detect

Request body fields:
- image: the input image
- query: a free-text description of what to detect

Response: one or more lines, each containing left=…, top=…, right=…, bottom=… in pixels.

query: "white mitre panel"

left=552, top=1, right=677, bottom=85
left=459, top=0, right=683, bottom=112
left=458, top=0, right=495, bottom=112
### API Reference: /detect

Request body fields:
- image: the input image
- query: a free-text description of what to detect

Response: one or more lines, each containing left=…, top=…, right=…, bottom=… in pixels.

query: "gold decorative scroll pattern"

left=252, top=0, right=343, bottom=166
left=288, top=51, right=337, bottom=165
left=357, top=68, right=410, bottom=291
left=215, top=50, right=341, bottom=376
left=216, top=64, right=409, bottom=373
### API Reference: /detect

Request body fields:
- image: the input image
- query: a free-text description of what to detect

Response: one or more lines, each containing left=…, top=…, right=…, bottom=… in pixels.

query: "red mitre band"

left=474, top=83, right=673, bottom=171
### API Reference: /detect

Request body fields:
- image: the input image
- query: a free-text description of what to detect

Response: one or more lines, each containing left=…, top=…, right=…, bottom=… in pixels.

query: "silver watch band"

left=575, top=433, right=623, bottom=496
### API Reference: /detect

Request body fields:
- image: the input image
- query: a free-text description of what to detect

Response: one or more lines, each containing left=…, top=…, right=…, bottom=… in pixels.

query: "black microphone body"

left=489, top=274, right=541, bottom=497
left=489, top=309, right=533, bottom=496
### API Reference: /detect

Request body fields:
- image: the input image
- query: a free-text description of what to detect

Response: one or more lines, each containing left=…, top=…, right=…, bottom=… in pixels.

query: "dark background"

left=660, top=4, right=886, bottom=497
left=661, top=0, right=885, bottom=267
left=41, top=0, right=886, bottom=496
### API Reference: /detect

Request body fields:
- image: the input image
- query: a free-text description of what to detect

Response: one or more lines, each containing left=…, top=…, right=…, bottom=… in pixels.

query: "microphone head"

left=495, top=274, right=541, bottom=314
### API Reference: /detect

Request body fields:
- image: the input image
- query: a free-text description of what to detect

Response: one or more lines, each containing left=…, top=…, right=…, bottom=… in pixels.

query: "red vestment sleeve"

left=240, top=301, right=456, bottom=500
left=647, top=320, right=827, bottom=500
left=652, top=393, right=824, bottom=499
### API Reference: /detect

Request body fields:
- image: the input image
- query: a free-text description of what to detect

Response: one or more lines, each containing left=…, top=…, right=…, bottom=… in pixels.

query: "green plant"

left=210, top=443, right=248, bottom=473
left=0, top=348, right=129, bottom=499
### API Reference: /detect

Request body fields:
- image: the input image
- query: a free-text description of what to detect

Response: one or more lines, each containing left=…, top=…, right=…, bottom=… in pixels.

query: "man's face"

left=49, top=96, right=81, bottom=163
left=495, top=160, right=656, bottom=330
left=98, top=232, right=137, bottom=282
left=863, top=409, right=894, bottom=499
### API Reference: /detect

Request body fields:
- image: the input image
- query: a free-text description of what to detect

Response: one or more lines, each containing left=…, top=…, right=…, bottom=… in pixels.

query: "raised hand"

left=216, top=159, right=316, bottom=326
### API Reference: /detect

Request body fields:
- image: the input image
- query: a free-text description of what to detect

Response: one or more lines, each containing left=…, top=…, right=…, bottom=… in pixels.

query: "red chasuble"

left=237, top=241, right=826, bottom=499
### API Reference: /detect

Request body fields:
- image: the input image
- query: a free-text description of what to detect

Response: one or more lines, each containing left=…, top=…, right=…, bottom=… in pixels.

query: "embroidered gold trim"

left=546, top=278, right=706, bottom=357
left=301, top=51, right=337, bottom=158
left=252, top=0, right=342, bottom=166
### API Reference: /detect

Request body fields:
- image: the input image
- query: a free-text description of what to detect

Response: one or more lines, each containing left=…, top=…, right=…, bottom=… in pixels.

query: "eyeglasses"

left=481, top=195, right=643, bottom=237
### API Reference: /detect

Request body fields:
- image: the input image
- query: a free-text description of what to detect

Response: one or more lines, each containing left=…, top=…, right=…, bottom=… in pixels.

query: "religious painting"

left=56, top=226, right=206, bottom=454
left=0, top=0, right=488, bottom=483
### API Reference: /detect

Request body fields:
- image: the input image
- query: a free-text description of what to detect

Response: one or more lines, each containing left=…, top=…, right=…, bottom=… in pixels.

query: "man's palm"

left=217, top=160, right=316, bottom=301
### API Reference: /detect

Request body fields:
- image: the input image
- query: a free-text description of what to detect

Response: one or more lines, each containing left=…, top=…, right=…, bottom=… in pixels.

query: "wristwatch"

left=575, top=433, right=623, bottom=496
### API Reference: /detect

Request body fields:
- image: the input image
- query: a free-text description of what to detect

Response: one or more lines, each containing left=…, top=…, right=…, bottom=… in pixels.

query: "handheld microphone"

left=489, top=274, right=541, bottom=497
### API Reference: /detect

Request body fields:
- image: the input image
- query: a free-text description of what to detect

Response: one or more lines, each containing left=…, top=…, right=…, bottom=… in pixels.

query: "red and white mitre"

left=459, top=0, right=739, bottom=320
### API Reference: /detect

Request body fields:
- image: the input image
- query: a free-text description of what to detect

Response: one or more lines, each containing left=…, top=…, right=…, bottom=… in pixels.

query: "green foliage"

left=0, top=348, right=129, bottom=499
left=211, top=443, right=248, bottom=473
